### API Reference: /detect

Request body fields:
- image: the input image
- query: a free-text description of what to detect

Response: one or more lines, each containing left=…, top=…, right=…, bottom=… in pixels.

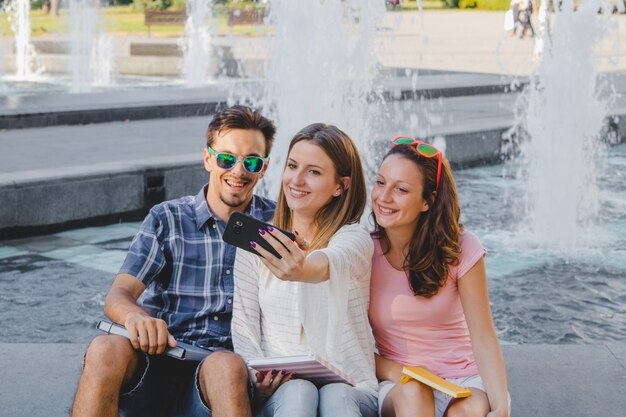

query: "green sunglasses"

left=207, top=146, right=268, bottom=174
left=392, top=136, right=442, bottom=192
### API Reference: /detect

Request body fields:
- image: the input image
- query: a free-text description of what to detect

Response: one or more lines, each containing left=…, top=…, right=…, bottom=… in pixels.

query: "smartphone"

left=223, top=211, right=296, bottom=259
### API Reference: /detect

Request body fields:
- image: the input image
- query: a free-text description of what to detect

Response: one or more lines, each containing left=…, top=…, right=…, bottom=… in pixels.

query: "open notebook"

left=248, top=354, right=355, bottom=386
left=401, top=366, right=472, bottom=398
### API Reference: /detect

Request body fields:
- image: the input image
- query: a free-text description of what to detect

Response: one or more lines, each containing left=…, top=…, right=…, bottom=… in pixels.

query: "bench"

left=226, top=8, right=267, bottom=26
left=144, top=10, right=187, bottom=34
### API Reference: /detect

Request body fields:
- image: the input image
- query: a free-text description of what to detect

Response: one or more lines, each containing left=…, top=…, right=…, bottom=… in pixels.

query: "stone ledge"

left=0, top=343, right=624, bottom=417
left=0, top=160, right=207, bottom=237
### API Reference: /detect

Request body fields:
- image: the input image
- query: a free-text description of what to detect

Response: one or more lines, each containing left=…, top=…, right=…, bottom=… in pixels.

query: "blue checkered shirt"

left=119, top=184, right=275, bottom=350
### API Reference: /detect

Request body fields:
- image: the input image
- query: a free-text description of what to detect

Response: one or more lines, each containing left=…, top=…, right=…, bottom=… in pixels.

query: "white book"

left=247, top=354, right=355, bottom=386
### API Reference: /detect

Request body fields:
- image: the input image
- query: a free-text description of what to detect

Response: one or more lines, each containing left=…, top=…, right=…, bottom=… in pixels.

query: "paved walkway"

left=1, top=10, right=625, bottom=77
left=1, top=342, right=624, bottom=417
left=375, top=10, right=626, bottom=75
left=1, top=11, right=625, bottom=417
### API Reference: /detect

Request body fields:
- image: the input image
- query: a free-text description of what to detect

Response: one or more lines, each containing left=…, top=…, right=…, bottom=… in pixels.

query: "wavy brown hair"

left=274, top=123, right=367, bottom=251
left=372, top=145, right=463, bottom=297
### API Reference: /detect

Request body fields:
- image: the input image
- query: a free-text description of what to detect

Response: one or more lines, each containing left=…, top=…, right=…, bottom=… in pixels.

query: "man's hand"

left=124, top=312, right=177, bottom=355
left=253, top=369, right=293, bottom=398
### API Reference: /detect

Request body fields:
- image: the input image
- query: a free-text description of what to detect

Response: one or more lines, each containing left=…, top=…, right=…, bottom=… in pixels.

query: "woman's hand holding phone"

left=251, top=227, right=310, bottom=282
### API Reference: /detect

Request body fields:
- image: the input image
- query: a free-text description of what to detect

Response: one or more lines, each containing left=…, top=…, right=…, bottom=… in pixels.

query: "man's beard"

left=219, top=191, right=249, bottom=208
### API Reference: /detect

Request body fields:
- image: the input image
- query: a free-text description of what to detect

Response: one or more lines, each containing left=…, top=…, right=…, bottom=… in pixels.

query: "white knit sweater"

left=232, top=223, right=378, bottom=395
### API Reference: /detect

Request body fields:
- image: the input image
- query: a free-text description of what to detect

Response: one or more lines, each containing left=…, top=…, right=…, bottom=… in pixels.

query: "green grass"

left=474, top=0, right=510, bottom=10
left=0, top=5, right=269, bottom=37
left=398, top=0, right=448, bottom=10
left=103, top=7, right=184, bottom=36
left=394, top=0, right=510, bottom=10
left=0, top=9, right=68, bottom=36
left=0, top=2, right=512, bottom=38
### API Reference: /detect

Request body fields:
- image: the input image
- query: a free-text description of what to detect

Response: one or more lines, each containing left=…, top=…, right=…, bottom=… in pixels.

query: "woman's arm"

left=375, top=353, right=405, bottom=383
left=458, top=257, right=509, bottom=417
left=255, top=224, right=372, bottom=284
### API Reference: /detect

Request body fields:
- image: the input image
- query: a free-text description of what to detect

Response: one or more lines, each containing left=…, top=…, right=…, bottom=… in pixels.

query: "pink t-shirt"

left=368, top=231, right=485, bottom=379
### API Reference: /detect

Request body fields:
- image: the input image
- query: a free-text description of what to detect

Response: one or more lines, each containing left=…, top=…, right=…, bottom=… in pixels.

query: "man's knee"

left=197, top=351, right=251, bottom=412
left=83, top=335, right=137, bottom=378
left=199, top=351, right=248, bottom=385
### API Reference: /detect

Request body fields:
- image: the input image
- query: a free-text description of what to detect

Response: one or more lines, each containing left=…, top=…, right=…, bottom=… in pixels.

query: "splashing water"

left=181, top=0, right=213, bottom=86
left=519, top=0, right=615, bottom=251
left=233, top=0, right=386, bottom=195
left=69, top=0, right=114, bottom=93
left=5, top=0, right=42, bottom=80
left=91, top=34, right=115, bottom=87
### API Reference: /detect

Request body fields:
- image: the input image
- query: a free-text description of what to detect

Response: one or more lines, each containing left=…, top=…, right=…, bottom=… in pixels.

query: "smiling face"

left=204, top=128, right=268, bottom=219
left=282, top=140, right=345, bottom=220
left=372, top=154, right=431, bottom=233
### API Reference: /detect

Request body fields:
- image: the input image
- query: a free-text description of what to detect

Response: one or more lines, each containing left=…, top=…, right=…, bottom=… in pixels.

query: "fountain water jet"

left=5, top=0, right=42, bottom=80
left=91, top=33, right=115, bottom=88
left=68, top=0, right=114, bottom=93
left=519, top=0, right=615, bottom=250
left=234, top=0, right=386, bottom=195
left=181, top=0, right=213, bottom=86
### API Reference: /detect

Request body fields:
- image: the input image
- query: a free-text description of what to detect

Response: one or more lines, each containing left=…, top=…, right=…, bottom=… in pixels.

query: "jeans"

left=256, top=380, right=378, bottom=417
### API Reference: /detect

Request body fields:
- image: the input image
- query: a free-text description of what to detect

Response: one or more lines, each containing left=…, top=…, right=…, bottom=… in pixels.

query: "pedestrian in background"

left=518, top=0, right=536, bottom=39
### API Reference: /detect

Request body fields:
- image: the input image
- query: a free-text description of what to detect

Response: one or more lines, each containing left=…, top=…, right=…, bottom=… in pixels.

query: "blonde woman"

left=232, top=123, right=378, bottom=417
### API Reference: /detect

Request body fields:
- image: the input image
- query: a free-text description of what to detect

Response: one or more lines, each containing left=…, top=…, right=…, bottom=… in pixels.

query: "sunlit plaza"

left=1, top=0, right=625, bottom=416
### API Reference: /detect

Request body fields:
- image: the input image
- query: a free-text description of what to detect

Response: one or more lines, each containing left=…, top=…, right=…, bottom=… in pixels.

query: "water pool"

left=1, top=144, right=625, bottom=345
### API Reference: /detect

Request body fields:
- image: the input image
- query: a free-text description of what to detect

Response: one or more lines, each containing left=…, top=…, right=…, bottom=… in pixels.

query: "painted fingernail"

left=249, top=241, right=257, bottom=248
left=259, top=228, right=266, bottom=235
left=294, top=230, right=299, bottom=235
left=267, top=226, right=274, bottom=232
left=271, top=369, right=277, bottom=376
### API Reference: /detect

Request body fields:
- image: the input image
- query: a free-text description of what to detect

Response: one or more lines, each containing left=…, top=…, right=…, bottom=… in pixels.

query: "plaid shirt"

left=119, top=184, right=275, bottom=350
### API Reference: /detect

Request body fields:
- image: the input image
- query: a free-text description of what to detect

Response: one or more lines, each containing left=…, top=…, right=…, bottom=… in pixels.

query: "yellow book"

left=400, top=367, right=472, bottom=398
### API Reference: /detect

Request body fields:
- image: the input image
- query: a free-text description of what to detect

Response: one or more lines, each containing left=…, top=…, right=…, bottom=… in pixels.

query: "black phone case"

left=223, top=211, right=296, bottom=259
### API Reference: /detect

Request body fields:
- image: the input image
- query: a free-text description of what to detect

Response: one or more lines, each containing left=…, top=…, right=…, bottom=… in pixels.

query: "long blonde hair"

left=274, top=123, right=366, bottom=251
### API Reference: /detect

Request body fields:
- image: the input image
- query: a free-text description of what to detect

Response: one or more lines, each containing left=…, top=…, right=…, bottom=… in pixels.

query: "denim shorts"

left=118, top=352, right=212, bottom=417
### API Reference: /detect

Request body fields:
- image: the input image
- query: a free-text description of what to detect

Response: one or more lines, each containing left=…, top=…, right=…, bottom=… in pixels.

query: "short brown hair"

left=206, top=105, right=276, bottom=156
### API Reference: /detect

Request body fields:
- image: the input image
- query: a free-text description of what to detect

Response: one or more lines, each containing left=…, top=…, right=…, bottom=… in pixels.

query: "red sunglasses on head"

left=392, top=136, right=442, bottom=192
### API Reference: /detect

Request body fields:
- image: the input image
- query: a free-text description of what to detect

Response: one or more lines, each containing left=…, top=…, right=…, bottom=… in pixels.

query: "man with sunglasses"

left=72, top=105, right=276, bottom=417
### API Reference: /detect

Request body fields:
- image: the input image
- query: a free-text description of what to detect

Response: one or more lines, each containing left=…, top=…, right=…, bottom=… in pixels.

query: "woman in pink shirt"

left=368, top=137, right=509, bottom=417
